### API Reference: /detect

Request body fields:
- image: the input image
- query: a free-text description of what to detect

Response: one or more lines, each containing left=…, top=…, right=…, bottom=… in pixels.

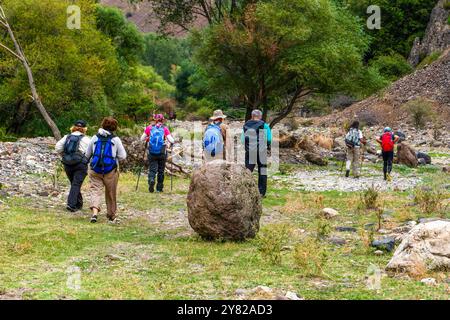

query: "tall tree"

left=0, top=5, right=61, bottom=139
left=192, top=0, right=385, bottom=126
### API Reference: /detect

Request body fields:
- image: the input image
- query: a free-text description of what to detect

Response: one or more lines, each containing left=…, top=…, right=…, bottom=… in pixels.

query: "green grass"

left=0, top=168, right=449, bottom=300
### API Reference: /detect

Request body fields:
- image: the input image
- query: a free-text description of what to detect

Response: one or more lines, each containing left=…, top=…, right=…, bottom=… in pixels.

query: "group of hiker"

left=344, top=120, right=400, bottom=181
left=55, top=109, right=272, bottom=223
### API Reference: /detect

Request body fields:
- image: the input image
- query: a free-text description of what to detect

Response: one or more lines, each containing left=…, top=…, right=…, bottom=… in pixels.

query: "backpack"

left=90, top=134, right=116, bottom=174
left=148, top=125, right=166, bottom=155
left=381, top=132, right=395, bottom=152
left=243, top=120, right=266, bottom=152
left=203, top=124, right=223, bottom=157
left=62, top=134, right=85, bottom=165
left=345, top=128, right=360, bottom=148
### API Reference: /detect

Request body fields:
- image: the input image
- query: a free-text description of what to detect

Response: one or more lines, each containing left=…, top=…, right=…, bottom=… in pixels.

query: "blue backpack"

left=203, top=124, right=223, bottom=157
left=90, top=135, right=116, bottom=174
left=149, top=125, right=166, bottom=155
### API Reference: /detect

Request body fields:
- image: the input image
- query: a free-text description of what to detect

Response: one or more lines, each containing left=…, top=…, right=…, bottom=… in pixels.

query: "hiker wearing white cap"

left=203, top=109, right=230, bottom=162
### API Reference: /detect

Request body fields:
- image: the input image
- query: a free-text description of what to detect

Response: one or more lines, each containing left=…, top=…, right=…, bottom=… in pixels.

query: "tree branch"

left=269, top=88, right=312, bottom=128
left=0, top=41, right=24, bottom=61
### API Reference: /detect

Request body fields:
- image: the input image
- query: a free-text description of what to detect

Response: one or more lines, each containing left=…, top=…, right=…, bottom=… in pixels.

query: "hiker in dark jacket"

left=55, top=120, right=91, bottom=212
left=86, top=117, right=127, bottom=223
left=376, top=127, right=399, bottom=181
left=241, top=109, right=272, bottom=196
left=141, top=114, right=175, bottom=193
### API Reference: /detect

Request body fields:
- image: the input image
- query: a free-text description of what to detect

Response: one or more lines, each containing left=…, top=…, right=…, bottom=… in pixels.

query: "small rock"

left=235, top=289, right=248, bottom=296
left=322, top=208, right=339, bottom=219
left=335, top=226, right=357, bottom=233
left=252, top=286, right=272, bottom=295
left=37, top=191, right=49, bottom=197
left=374, top=250, right=384, bottom=256
left=371, top=237, right=395, bottom=252
left=420, top=278, right=437, bottom=286
left=328, top=236, right=346, bottom=246
left=285, top=291, right=303, bottom=300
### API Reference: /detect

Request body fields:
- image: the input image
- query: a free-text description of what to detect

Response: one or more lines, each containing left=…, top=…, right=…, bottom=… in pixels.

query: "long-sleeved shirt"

left=140, top=123, right=175, bottom=144
left=85, top=128, right=127, bottom=164
left=55, top=131, right=91, bottom=155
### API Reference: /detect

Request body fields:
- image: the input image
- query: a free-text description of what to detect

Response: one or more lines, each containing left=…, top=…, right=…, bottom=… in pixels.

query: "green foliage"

left=404, top=98, right=434, bottom=129
left=303, top=95, right=332, bottom=116
left=192, top=0, right=385, bottom=123
left=359, top=185, right=380, bottom=210
left=444, top=1, right=450, bottom=10
left=417, top=51, right=442, bottom=69
left=370, top=54, right=413, bottom=81
left=293, top=238, right=328, bottom=277
left=141, top=33, right=191, bottom=82
left=342, top=0, right=437, bottom=59
left=413, top=187, right=448, bottom=216
left=315, top=218, right=332, bottom=240
left=95, top=5, right=145, bottom=66
left=256, top=224, right=292, bottom=265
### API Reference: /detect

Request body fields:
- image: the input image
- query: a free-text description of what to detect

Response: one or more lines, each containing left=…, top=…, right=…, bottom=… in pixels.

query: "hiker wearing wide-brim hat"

left=204, top=110, right=230, bottom=162
left=55, top=120, right=91, bottom=212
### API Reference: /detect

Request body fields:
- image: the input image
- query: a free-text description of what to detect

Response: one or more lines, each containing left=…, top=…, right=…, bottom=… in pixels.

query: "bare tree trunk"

left=0, top=6, right=61, bottom=140
left=269, top=88, right=311, bottom=128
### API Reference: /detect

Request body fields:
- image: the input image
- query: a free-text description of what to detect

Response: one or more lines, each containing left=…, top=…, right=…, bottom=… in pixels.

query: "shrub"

left=256, top=224, right=292, bottom=265
left=404, top=98, right=434, bottom=129
left=293, top=238, right=328, bottom=277
left=370, top=54, right=413, bottom=81
left=417, top=51, right=442, bottom=69
left=315, top=218, right=332, bottom=240
left=359, top=185, right=380, bottom=210
left=413, top=187, right=448, bottom=216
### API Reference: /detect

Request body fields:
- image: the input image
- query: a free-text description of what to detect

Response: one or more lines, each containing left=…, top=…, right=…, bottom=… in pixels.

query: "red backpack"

left=381, top=132, right=394, bottom=152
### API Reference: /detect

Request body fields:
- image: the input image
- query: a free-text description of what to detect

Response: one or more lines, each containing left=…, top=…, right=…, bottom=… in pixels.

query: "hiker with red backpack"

left=376, top=127, right=399, bottom=181
left=344, top=120, right=366, bottom=178
left=141, top=114, right=175, bottom=193
left=203, top=110, right=229, bottom=162
left=85, top=117, right=127, bottom=223
left=55, top=120, right=91, bottom=212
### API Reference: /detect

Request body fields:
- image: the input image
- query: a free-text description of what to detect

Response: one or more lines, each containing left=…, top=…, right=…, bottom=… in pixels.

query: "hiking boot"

left=90, top=215, right=98, bottom=223
left=66, top=205, right=78, bottom=213
left=149, top=182, right=155, bottom=193
left=345, top=170, right=350, bottom=178
left=108, top=217, right=120, bottom=224
left=386, top=174, right=392, bottom=182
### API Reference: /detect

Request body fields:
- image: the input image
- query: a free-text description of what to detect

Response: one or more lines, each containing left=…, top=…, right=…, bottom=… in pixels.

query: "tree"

left=192, top=0, right=385, bottom=126
left=0, top=4, right=61, bottom=139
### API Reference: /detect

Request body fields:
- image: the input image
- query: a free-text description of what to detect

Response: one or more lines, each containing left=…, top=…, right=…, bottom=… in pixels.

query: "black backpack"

left=243, top=120, right=267, bottom=152
left=62, top=134, right=85, bottom=165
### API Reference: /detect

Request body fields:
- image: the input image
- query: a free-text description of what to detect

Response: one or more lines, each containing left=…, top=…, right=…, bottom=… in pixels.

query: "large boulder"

left=386, top=220, right=450, bottom=274
left=187, top=160, right=262, bottom=241
left=396, top=142, right=418, bottom=167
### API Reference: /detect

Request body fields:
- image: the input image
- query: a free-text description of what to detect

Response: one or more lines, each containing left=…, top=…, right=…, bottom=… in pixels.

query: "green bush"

left=370, top=54, right=413, bottom=81
left=256, top=224, right=292, bottom=265
left=404, top=98, right=434, bottom=129
left=413, top=187, right=448, bottom=216
left=293, top=238, right=328, bottom=277
left=417, top=51, right=442, bottom=69
left=358, top=185, right=380, bottom=210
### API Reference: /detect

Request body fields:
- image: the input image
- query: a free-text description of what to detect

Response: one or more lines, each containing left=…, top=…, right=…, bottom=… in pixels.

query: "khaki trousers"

left=346, top=147, right=360, bottom=177
left=89, top=169, right=119, bottom=219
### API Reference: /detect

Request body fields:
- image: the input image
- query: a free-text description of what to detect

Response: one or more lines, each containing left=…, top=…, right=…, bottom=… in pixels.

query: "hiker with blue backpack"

left=344, top=120, right=366, bottom=178
left=55, top=120, right=91, bottom=212
left=203, top=110, right=229, bottom=162
left=85, top=117, right=127, bottom=223
left=242, top=109, right=272, bottom=197
left=140, top=114, right=175, bottom=193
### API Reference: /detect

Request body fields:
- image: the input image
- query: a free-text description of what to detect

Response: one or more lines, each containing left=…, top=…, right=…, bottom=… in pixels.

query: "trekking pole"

left=170, top=143, right=173, bottom=192
left=135, top=142, right=148, bottom=192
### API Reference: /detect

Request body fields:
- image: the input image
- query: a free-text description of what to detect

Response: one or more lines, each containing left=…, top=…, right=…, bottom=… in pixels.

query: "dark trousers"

left=148, top=153, right=166, bottom=191
left=382, top=151, right=394, bottom=176
left=64, top=162, right=88, bottom=209
left=245, top=150, right=268, bottom=196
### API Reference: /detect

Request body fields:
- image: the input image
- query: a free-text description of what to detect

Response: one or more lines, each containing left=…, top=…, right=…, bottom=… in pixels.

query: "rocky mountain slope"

left=318, top=48, right=450, bottom=127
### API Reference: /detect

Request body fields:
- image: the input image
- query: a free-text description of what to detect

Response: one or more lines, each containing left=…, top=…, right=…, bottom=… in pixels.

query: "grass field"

left=0, top=163, right=449, bottom=300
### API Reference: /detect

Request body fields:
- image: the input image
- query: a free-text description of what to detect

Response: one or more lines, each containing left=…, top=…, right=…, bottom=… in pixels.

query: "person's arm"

left=376, top=136, right=382, bottom=145
left=140, top=126, right=150, bottom=142
left=115, top=138, right=127, bottom=161
left=264, top=123, right=272, bottom=146
left=85, top=137, right=95, bottom=160
left=164, top=127, right=175, bottom=144
left=55, top=135, right=67, bottom=154
left=393, top=135, right=400, bottom=143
